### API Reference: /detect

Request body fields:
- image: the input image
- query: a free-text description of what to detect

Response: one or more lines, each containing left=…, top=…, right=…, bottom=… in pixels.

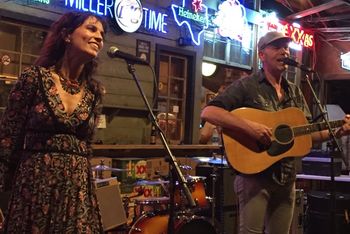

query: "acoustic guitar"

left=222, top=107, right=343, bottom=174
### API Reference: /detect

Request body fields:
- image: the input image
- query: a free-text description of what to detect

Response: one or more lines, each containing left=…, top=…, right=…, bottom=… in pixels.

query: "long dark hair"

left=34, top=11, right=108, bottom=102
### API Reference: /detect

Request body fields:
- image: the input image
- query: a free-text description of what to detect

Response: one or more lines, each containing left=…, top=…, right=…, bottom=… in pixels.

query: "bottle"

left=150, top=124, right=157, bottom=144
left=211, top=127, right=220, bottom=146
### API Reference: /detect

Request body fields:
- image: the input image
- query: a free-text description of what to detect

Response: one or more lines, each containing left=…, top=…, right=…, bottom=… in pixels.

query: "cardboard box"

left=112, top=158, right=147, bottom=193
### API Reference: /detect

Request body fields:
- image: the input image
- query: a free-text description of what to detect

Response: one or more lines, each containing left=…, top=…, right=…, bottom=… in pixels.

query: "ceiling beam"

left=305, top=14, right=350, bottom=23
left=315, top=27, right=350, bottom=32
left=286, top=0, right=346, bottom=20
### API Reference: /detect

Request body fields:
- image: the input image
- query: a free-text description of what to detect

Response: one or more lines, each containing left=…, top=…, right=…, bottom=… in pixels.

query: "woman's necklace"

left=56, top=71, right=82, bottom=95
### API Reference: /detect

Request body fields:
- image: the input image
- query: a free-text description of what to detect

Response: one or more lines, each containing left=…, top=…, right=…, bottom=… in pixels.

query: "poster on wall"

left=136, top=39, right=151, bottom=64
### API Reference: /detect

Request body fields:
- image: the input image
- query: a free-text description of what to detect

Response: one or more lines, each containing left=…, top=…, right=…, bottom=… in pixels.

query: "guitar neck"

left=293, top=120, right=343, bottom=137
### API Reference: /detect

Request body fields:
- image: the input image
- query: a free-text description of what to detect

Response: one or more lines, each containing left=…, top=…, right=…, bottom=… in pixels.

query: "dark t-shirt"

left=208, top=69, right=312, bottom=185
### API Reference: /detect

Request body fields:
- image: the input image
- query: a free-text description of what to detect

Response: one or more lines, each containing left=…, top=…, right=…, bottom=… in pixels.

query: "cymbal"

left=134, top=179, right=170, bottom=186
left=185, top=175, right=207, bottom=180
left=195, top=157, right=227, bottom=165
left=208, top=158, right=227, bottom=165
left=91, top=165, right=129, bottom=172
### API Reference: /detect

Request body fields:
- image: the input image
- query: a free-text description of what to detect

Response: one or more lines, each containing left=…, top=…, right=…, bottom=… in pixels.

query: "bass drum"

left=129, top=213, right=217, bottom=234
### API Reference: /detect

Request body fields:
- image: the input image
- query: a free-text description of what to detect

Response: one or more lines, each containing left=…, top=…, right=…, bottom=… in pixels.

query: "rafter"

left=286, top=0, right=346, bottom=20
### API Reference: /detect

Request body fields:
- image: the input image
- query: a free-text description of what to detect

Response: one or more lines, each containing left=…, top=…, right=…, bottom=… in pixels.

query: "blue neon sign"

left=171, top=0, right=209, bottom=45
left=64, top=0, right=168, bottom=34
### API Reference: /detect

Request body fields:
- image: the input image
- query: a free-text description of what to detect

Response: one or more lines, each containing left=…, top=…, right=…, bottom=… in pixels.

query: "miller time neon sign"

left=65, top=0, right=168, bottom=34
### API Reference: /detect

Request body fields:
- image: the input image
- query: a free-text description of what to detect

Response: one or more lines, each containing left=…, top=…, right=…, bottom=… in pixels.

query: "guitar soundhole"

left=274, top=124, right=293, bottom=144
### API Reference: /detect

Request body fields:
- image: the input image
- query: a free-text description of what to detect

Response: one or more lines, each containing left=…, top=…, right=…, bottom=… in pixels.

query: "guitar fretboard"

left=293, top=120, right=343, bottom=137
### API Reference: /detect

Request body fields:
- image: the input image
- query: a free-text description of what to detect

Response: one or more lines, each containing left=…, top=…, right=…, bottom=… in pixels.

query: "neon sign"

left=171, top=0, right=209, bottom=45
left=267, top=21, right=314, bottom=49
left=65, top=0, right=113, bottom=17
left=212, top=0, right=249, bottom=42
left=143, top=8, right=168, bottom=33
left=33, top=0, right=50, bottom=4
left=114, top=0, right=143, bottom=33
left=261, top=12, right=314, bottom=49
left=192, top=0, right=202, bottom=12
left=341, top=52, right=350, bottom=71
left=65, top=0, right=168, bottom=34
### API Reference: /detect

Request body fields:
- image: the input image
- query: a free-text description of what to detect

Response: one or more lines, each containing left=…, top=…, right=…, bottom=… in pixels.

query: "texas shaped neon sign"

left=171, top=0, right=209, bottom=45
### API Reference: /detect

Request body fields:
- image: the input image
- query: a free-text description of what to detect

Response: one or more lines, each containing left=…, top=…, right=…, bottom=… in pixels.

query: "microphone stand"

left=125, top=62, right=196, bottom=234
left=304, top=74, right=343, bottom=234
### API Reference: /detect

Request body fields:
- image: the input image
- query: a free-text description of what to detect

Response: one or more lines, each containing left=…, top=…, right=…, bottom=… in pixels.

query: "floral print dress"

left=0, top=66, right=104, bottom=233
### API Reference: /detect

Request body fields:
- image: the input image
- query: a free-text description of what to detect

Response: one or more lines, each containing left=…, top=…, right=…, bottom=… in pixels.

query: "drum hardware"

left=129, top=227, right=142, bottom=232
left=196, top=154, right=229, bottom=229
left=210, top=166, right=218, bottom=226
left=92, top=164, right=130, bottom=172
left=179, top=164, right=192, bottom=172
left=92, top=160, right=130, bottom=179
left=133, top=197, right=170, bottom=217
left=122, top=190, right=144, bottom=221
left=134, top=179, right=170, bottom=186
left=174, top=176, right=209, bottom=210
left=128, top=212, right=217, bottom=234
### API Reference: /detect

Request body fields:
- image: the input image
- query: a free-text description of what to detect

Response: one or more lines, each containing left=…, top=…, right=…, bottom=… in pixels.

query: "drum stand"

left=208, top=152, right=227, bottom=232
left=210, top=165, right=217, bottom=226
left=303, top=74, right=344, bottom=234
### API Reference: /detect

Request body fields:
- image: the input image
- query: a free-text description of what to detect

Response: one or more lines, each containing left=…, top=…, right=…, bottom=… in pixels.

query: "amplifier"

left=94, top=177, right=127, bottom=231
left=302, top=157, right=342, bottom=176
left=196, top=165, right=237, bottom=234
left=306, top=191, right=350, bottom=234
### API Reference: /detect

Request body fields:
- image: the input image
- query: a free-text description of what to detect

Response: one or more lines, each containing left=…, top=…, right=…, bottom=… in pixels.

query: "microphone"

left=107, top=46, right=149, bottom=65
left=281, top=57, right=315, bottom=73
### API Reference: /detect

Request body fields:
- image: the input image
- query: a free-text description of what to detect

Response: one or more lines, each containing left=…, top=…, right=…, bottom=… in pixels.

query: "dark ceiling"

left=261, top=0, right=350, bottom=41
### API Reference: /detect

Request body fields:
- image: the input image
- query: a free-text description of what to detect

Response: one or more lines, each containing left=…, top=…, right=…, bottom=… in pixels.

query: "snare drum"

left=133, top=197, right=169, bottom=217
left=128, top=213, right=217, bottom=234
left=174, top=176, right=208, bottom=209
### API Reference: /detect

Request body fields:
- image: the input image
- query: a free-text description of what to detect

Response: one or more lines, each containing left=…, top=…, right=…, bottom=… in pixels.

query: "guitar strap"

left=281, top=79, right=301, bottom=109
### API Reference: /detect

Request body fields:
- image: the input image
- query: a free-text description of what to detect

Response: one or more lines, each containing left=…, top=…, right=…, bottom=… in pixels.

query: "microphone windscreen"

left=107, top=46, right=118, bottom=57
left=281, top=57, right=298, bottom=66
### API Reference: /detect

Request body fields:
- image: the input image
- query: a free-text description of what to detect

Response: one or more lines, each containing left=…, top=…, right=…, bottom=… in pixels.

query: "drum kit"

left=91, top=157, right=228, bottom=234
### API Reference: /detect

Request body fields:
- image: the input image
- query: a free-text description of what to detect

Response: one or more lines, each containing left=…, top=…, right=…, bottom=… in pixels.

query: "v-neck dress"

left=0, top=66, right=104, bottom=233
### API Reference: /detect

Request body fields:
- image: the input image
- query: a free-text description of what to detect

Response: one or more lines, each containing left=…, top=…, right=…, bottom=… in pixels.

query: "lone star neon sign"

left=171, top=0, right=209, bottom=46
left=192, top=0, right=203, bottom=12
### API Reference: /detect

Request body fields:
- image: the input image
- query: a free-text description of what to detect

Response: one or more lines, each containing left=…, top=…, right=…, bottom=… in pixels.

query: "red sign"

left=267, top=21, right=314, bottom=49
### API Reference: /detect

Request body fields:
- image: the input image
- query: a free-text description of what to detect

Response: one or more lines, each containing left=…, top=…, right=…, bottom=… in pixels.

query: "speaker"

left=196, top=165, right=238, bottom=234
left=306, top=191, right=350, bottom=234
left=95, top=178, right=127, bottom=231
left=196, top=165, right=236, bottom=207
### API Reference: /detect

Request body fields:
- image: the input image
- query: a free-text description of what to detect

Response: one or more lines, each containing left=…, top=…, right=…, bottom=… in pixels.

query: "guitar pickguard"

left=267, top=140, right=294, bottom=156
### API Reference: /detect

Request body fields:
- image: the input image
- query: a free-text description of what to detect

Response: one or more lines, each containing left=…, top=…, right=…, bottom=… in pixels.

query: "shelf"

left=92, top=144, right=221, bottom=158
left=101, top=105, right=158, bottom=118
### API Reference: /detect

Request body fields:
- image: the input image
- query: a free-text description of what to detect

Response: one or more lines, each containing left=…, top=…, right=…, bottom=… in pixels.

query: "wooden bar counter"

left=92, top=144, right=221, bottom=158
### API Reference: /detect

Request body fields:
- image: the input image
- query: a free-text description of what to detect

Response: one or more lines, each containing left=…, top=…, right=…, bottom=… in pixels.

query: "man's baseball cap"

left=258, top=31, right=292, bottom=51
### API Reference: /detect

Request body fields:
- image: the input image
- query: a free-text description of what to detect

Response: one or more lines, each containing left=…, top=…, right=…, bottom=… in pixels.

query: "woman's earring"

left=65, top=38, right=70, bottom=43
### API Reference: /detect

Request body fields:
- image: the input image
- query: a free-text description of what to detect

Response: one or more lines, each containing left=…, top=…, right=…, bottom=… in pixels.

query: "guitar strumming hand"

left=244, top=119, right=273, bottom=149
left=223, top=107, right=346, bottom=174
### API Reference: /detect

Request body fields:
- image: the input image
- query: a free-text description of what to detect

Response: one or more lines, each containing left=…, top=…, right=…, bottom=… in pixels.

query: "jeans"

left=234, top=174, right=295, bottom=234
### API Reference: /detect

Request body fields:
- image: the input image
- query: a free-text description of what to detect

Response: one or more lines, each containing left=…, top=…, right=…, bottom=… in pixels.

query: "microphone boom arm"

left=124, top=62, right=196, bottom=234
